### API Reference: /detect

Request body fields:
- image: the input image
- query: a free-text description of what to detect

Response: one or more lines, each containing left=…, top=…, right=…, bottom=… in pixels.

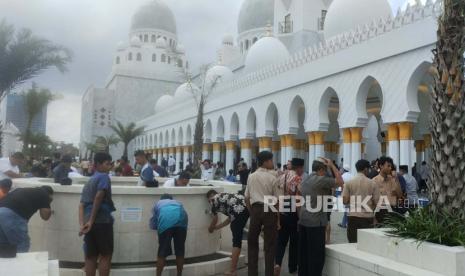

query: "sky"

left=0, top=0, right=412, bottom=145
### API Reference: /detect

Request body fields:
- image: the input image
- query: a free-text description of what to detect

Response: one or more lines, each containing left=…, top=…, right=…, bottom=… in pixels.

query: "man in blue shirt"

left=135, top=150, right=158, bottom=187
left=150, top=194, right=188, bottom=276
left=79, top=152, right=115, bottom=276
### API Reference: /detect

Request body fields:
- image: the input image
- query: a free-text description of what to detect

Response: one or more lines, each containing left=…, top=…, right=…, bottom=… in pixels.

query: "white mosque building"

left=81, top=0, right=441, bottom=174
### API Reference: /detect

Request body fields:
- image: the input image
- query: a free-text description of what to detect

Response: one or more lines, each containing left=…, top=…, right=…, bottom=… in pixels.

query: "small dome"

left=324, top=0, right=392, bottom=39
left=174, top=82, right=199, bottom=99
left=130, top=36, right=142, bottom=46
left=245, top=36, right=290, bottom=73
left=238, top=0, right=274, bottom=35
left=205, top=65, right=233, bottom=88
left=131, top=0, right=177, bottom=34
left=176, top=43, right=185, bottom=53
left=116, top=41, right=127, bottom=51
left=222, top=34, right=234, bottom=46
left=154, top=94, right=174, bottom=112
left=155, top=37, right=167, bottom=48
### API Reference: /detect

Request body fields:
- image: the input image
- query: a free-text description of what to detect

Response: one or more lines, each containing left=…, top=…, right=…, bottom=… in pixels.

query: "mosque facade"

left=81, top=0, right=441, bottom=174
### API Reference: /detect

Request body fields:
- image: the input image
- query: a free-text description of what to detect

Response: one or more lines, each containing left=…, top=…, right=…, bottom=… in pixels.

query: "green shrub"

left=384, top=207, right=465, bottom=247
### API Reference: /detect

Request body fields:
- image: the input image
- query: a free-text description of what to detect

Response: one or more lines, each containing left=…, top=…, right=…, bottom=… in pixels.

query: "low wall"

left=12, top=177, right=241, bottom=265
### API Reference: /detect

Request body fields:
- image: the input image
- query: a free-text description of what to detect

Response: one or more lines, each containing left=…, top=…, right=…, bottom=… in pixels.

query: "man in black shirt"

left=0, top=186, right=54, bottom=252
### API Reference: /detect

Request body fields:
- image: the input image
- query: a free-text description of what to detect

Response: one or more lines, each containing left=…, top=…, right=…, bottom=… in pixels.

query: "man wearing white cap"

left=338, top=165, right=353, bottom=228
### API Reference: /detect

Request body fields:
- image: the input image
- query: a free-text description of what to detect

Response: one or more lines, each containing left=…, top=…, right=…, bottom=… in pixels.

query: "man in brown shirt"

left=372, top=156, right=403, bottom=223
left=245, top=151, right=280, bottom=276
left=342, top=159, right=380, bottom=243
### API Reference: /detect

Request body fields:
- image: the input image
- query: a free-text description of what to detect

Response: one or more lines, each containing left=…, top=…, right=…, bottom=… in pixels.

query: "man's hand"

left=79, top=222, right=92, bottom=236
left=208, top=225, right=215, bottom=233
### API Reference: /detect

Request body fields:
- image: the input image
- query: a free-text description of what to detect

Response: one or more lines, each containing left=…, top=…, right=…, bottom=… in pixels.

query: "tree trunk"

left=192, top=94, right=205, bottom=179
left=429, top=0, right=465, bottom=214
left=123, top=143, right=128, bottom=158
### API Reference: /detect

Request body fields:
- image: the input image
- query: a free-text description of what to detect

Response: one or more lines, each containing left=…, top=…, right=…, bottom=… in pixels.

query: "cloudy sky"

left=0, top=0, right=413, bottom=145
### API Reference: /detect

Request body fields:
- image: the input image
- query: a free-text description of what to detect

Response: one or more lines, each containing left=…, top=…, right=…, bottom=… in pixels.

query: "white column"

left=399, top=122, right=413, bottom=168
left=182, top=146, right=189, bottom=169
left=272, top=140, right=280, bottom=166
left=175, top=148, right=181, bottom=173
left=350, top=128, right=363, bottom=174
left=225, top=141, right=235, bottom=172
left=280, top=135, right=294, bottom=166
left=343, top=143, right=351, bottom=168
left=212, top=143, right=221, bottom=163
left=157, top=150, right=162, bottom=163
left=387, top=124, right=400, bottom=167
left=202, top=144, right=211, bottom=161
left=314, top=144, right=325, bottom=160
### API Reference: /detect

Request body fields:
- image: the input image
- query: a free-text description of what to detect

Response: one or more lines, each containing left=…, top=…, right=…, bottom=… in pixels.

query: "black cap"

left=291, top=158, right=305, bottom=167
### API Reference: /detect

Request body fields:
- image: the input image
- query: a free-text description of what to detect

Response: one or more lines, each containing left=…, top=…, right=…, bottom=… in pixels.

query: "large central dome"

left=238, top=0, right=275, bottom=34
left=131, top=0, right=177, bottom=34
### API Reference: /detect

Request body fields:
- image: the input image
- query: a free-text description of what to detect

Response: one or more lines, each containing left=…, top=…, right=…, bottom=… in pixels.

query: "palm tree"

left=429, top=0, right=465, bottom=213
left=84, top=142, right=99, bottom=160
left=22, top=84, right=55, bottom=149
left=0, top=20, right=72, bottom=98
left=94, top=134, right=120, bottom=154
left=110, top=121, right=144, bottom=157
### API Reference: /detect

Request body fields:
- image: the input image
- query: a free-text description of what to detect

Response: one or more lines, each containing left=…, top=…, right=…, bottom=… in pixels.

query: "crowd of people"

left=0, top=148, right=430, bottom=276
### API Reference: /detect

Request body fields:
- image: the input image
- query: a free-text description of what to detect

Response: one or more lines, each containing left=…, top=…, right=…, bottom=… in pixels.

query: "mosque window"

left=151, top=35, right=156, bottom=42
left=152, top=54, right=156, bottom=62
left=177, top=59, right=183, bottom=68
left=128, top=52, right=133, bottom=61
left=168, top=56, right=171, bottom=64
left=252, top=37, right=258, bottom=44
left=116, top=56, right=120, bottom=64
left=240, top=42, right=243, bottom=53
left=137, top=53, right=142, bottom=61
left=139, top=35, right=143, bottom=41
left=144, top=34, right=148, bottom=42
left=245, top=40, right=250, bottom=50
left=161, top=54, right=166, bottom=62
left=163, top=36, right=167, bottom=42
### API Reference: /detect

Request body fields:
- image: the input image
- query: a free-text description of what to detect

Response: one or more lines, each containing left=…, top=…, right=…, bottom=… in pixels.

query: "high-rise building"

left=0, top=93, right=47, bottom=135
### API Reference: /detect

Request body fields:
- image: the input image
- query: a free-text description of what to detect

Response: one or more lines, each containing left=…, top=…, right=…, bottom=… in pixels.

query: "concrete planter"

left=325, top=228, right=465, bottom=276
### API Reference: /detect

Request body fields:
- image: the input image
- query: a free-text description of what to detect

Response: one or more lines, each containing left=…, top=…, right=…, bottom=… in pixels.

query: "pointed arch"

left=230, top=112, right=240, bottom=140
left=265, top=102, right=279, bottom=136
left=289, top=95, right=306, bottom=133
left=216, top=116, right=225, bottom=141
left=178, top=127, right=184, bottom=146
left=246, top=108, right=257, bottom=138
left=205, top=119, right=212, bottom=142
left=185, top=125, right=192, bottom=145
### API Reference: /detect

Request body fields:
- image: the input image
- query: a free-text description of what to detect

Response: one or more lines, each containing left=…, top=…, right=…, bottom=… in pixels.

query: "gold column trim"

left=398, top=122, right=413, bottom=140
left=387, top=124, right=399, bottom=141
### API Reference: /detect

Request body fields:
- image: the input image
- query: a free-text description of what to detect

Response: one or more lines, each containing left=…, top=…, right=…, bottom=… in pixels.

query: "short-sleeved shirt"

left=342, top=173, right=380, bottom=218
left=0, top=157, right=19, bottom=180
left=245, top=168, right=279, bottom=205
left=298, top=173, right=336, bottom=227
left=121, top=164, right=133, bottom=176
left=0, top=187, right=51, bottom=220
left=211, top=193, right=247, bottom=221
left=373, top=174, right=403, bottom=207
left=150, top=199, right=188, bottom=234
left=80, top=172, right=115, bottom=224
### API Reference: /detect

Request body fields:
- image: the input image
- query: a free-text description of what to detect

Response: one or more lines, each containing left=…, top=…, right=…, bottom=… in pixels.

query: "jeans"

left=0, top=207, right=30, bottom=253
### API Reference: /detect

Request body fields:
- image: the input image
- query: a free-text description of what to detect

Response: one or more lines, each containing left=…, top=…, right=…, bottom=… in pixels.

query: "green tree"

left=18, top=132, right=52, bottom=160
left=429, top=0, right=465, bottom=213
left=0, top=20, right=72, bottom=98
left=94, top=134, right=120, bottom=154
left=110, top=121, right=144, bottom=157
left=22, top=84, right=55, bottom=151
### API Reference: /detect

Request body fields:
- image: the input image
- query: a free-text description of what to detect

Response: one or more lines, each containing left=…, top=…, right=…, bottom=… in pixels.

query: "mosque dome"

left=174, top=82, right=199, bottom=99
left=131, top=0, right=177, bottom=34
left=324, top=0, right=392, bottom=39
left=245, top=36, right=290, bottom=73
left=237, top=0, right=274, bottom=35
left=205, top=65, right=233, bottom=87
left=130, top=36, right=142, bottom=47
left=176, top=43, right=185, bottom=54
left=155, top=37, right=167, bottom=48
left=154, top=94, right=174, bottom=112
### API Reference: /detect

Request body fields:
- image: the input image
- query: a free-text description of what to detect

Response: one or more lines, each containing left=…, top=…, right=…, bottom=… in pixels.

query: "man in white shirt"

left=168, top=156, right=176, bottom=174
left=338, top=164, right=353, bottom=228
left=201, top=160, right=216, bottom=181
left=0, top=152, right=25, bottom=180
left=163, top=172, right=191, bottom=187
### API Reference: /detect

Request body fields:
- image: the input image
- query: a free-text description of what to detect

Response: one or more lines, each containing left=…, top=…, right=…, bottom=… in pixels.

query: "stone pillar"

left=202, top=143, right=211, bottom=161
left=342, top=128, right=351, bottom=170
left=423, top=134, right=431, bottom=164
left=240, top=139, right=253, bottom=167
left=225, top=141, right=236, bottom=172
left=175, top=146, right=182, bottom=172
left=182, top=146, right=190, bottom=169
left=314, top=132, right=325, bottom=160
left=387, top=124, right=400, bottom=167
left=272, top=140, right=280, bottom=166
left=350, top=128, right=363, bottom=174
left=399, top=122, right=414, bottom=168
left=381, top=142, right=387, bottom=156
left=307, top=132, right=316, bottom=172
left=258, top=137, right=272, bottom=152
left=212, top=143, right=221, bottom=163
left=280, top=134, right=294, bottom=165
left=415, top=140, right=424, bottom=171
left=157, top=148, right=162, bottom=163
